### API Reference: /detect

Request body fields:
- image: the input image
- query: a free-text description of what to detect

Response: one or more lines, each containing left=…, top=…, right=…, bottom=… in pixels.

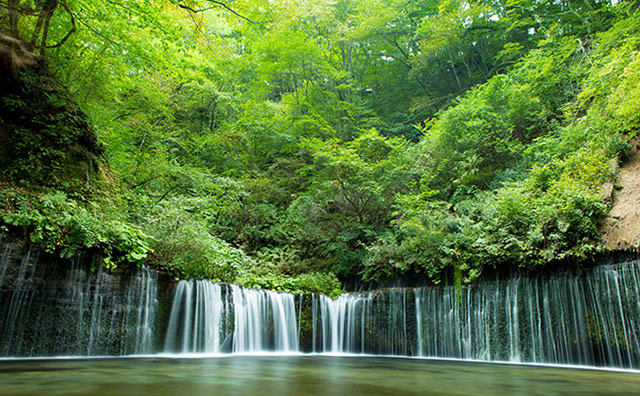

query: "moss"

left=0, top=63, right=104, bottom=191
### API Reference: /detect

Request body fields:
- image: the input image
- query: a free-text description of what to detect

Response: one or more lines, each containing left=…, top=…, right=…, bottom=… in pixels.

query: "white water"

left=164, top=280, right=299, bottom=353
left=164, top=281, right=227, bottom=353
left=2, top=243, right=640, bottom=369
left=311, top=260, right=640, bottom=368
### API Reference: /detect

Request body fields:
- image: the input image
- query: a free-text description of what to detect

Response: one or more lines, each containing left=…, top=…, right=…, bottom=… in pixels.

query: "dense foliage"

left=1, top=0, right=638, bottom=292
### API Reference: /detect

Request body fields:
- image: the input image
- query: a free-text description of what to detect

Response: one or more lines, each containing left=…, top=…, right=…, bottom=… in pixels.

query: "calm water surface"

left=1, top=356, right=639, bottom=396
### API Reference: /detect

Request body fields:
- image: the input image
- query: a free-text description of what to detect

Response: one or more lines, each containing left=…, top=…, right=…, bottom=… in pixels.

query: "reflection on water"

left=1, top=356, right=640, bottom=396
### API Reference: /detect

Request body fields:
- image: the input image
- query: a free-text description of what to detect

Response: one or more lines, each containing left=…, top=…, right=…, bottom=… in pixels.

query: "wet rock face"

left=0, top=239, right=167, bottom=357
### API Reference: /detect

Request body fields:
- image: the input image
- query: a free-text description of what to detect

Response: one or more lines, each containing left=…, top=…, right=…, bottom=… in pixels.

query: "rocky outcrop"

left=0, top=57, right=103, bottom=188
left=601, top=143, right=640, bottom=250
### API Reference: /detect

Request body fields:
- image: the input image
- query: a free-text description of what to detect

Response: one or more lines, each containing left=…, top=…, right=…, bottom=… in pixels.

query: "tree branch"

left=177, top=1, right=262, bottom=24
left=43, top=1, right=76, bottom=50
left=38, top=0, right=58, bottom=56
left=177, top=5, right=219, bottom=13
left=75, top=15, right=126, bottom=50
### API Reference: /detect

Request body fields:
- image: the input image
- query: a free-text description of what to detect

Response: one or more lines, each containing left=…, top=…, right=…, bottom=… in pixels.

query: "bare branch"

left=177, top=1, right=263, bottom=24
left=43, top=0, right=76, bottom=50
left=38, top=1, right=59, bottom=56
left=177, top=4, right=219, bottom=13
left=75, top=15, right=126, bottom=50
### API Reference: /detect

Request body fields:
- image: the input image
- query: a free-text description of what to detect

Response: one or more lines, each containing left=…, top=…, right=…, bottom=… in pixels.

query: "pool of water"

left=1, top=355, right=640, bottom=396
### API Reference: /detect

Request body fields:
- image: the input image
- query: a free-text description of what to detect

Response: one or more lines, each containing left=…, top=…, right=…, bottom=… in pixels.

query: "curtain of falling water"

left=164, top=280, right=299, bottom=353
left=0, top=246, right=158, bottom=357
left=2, top=240, right=640, bottom=369
left=311, top=259, right=640, bottom=368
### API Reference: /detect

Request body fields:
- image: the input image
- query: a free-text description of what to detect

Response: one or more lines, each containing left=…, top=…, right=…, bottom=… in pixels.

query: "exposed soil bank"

left=601, top=143, right=640, bottom=251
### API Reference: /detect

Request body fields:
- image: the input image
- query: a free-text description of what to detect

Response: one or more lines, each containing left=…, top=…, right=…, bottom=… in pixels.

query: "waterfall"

left=311, top=290, right=413, bottom=355
left=311, top=259, right=640, bottom=368
left=163, top=281, right=230, bottom=353
left=164, top=280, right=299, bottom=353
left=125, top=265, right=158, bottom=354
left=0, top=246, right=158, bottom=357
left=2, top=240, right=640, bottom=369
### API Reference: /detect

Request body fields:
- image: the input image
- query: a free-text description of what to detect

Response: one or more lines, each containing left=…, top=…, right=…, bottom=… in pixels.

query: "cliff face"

left=0, top=239, right=173, bottom=357
left=0, top=45, right=103, bottom=188
left=601, top=143, right=640, bottom=251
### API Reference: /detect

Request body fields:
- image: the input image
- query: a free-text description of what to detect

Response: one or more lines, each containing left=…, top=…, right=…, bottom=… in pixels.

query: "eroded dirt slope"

left=601, top=144, right=640, bottom=250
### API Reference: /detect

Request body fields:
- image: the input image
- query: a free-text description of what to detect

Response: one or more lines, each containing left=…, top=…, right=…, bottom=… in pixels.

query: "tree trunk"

left=38, top=0, right=59, bottom=57
left=7, top=0, right=20, bottom=37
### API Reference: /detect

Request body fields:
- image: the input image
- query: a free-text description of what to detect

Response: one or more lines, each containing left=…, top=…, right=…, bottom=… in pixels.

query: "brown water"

left=1, top=355, right=639, bottom=396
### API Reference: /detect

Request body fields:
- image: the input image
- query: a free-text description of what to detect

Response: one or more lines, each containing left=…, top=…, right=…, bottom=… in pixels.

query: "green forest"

left=1, top=0, right=639, bottom=294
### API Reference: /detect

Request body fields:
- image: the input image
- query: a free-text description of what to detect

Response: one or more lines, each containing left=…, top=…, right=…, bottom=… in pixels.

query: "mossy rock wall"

left=0, top=62, right=103, bottom=189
